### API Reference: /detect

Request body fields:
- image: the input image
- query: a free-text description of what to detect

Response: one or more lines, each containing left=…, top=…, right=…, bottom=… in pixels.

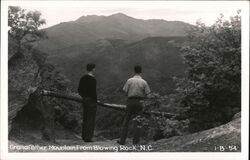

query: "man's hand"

left=116, top=86, right=124, bottom=93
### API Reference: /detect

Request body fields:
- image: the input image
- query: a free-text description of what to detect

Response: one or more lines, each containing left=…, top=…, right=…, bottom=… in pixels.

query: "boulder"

left=8, top=41, right=44, bottom=133
left=150, top=117, right=241, bottom=152
left=8, top=39, right=72, bottom=142
left=232, top=112, right=241, bottom=120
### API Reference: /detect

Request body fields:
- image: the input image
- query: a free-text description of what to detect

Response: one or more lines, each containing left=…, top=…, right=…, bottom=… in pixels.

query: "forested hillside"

left=47, top=36, right=187, bottom=103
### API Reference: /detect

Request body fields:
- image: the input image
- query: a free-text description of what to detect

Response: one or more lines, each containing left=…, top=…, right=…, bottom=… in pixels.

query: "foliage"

left=133, top=93, right=189, bottom=141
left=176, top=11, right=241, bottom=132
left=37, top=62, right=84, bottom=133
left=8, top=6, right=46, bottom=54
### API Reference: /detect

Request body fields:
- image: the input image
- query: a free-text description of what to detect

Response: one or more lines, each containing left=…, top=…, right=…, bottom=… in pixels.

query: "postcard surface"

left=1, top=0, right=249, bottom=160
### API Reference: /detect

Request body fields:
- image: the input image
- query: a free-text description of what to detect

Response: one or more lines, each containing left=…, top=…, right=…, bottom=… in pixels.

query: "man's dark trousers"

left=120, top=98, right=143, bottom=145
left=82, top=97, right=97, bottom=141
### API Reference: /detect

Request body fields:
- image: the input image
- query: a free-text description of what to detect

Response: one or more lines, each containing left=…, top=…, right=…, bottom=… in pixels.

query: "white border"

left=1, top=1, right=249, bottom=160
left=241, top=0, right=249, bottom=158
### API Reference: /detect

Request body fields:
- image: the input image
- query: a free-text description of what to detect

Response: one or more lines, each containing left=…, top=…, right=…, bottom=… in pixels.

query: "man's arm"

left=122, top=80, right=130, bottom=96
left=144, top=81, right=151, bottom=97
left=78, top=78, right=84, bottom=97
left=92, top=78, right=97, bottom=102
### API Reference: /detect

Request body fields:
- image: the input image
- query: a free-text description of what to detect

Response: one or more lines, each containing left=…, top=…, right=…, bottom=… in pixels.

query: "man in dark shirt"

left=78, top=63, right=97, bottom=142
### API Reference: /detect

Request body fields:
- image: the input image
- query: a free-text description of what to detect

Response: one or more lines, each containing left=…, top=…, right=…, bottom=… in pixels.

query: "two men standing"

left=78, top=64, right=150, bottom=144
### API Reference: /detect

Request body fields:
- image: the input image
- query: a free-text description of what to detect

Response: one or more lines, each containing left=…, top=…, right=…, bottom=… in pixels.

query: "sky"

left=7, top=1, right=244, bottom=28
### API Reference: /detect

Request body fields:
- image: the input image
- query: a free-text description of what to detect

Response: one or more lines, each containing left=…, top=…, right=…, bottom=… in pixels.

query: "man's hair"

left=134, top=65, right=142, bottom=74
left=86, top=63, right=96, bottom=71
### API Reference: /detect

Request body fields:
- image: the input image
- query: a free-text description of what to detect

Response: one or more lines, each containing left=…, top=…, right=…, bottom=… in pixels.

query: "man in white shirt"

left=118, top=65, right=151, bottom=145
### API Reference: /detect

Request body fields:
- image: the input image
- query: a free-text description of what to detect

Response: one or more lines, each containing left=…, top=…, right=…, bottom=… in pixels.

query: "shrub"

left=133, top=93, right=189, bottom=141
left=176, top=11, right=241, bottom=132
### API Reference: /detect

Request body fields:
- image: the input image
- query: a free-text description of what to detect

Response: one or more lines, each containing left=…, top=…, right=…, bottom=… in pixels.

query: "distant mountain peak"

left=76, top=14, right=105, bottom=22
left=76, top=13, right=135, bottom=23
left=109, top=13, right=135, bottom=20
left=110, top=13, right=129, bottom=17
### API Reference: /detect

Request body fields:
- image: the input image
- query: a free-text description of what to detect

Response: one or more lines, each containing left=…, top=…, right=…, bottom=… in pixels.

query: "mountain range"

left=38, top=13, right=191, bottom=53
left=36, top=13, right=192, bottom=102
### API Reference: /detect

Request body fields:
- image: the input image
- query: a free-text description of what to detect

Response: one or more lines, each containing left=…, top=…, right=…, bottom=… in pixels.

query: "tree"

left=176, top=11, right=241, bottom=132
left=8, top=6, right=46, bottom=56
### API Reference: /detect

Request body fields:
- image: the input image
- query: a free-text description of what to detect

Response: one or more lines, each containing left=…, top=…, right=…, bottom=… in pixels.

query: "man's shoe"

left=117, top=140, right=124, bottom=145
left=84, top=140, right=94, bottom=142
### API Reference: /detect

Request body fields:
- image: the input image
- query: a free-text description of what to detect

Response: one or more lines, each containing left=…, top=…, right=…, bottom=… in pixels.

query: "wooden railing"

left=36, top=89, right=187, bottom=142
left=40, top=90, right=179, bottom=119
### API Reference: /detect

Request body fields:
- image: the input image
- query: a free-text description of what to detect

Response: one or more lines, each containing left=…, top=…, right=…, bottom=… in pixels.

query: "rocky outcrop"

left=8, top=34, right=46, bottom=133
left=150, top=114, right=241, bottom=152
left=8, top=34, right=77, bottom=142
left=232, top=112, right=241, bottom=120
